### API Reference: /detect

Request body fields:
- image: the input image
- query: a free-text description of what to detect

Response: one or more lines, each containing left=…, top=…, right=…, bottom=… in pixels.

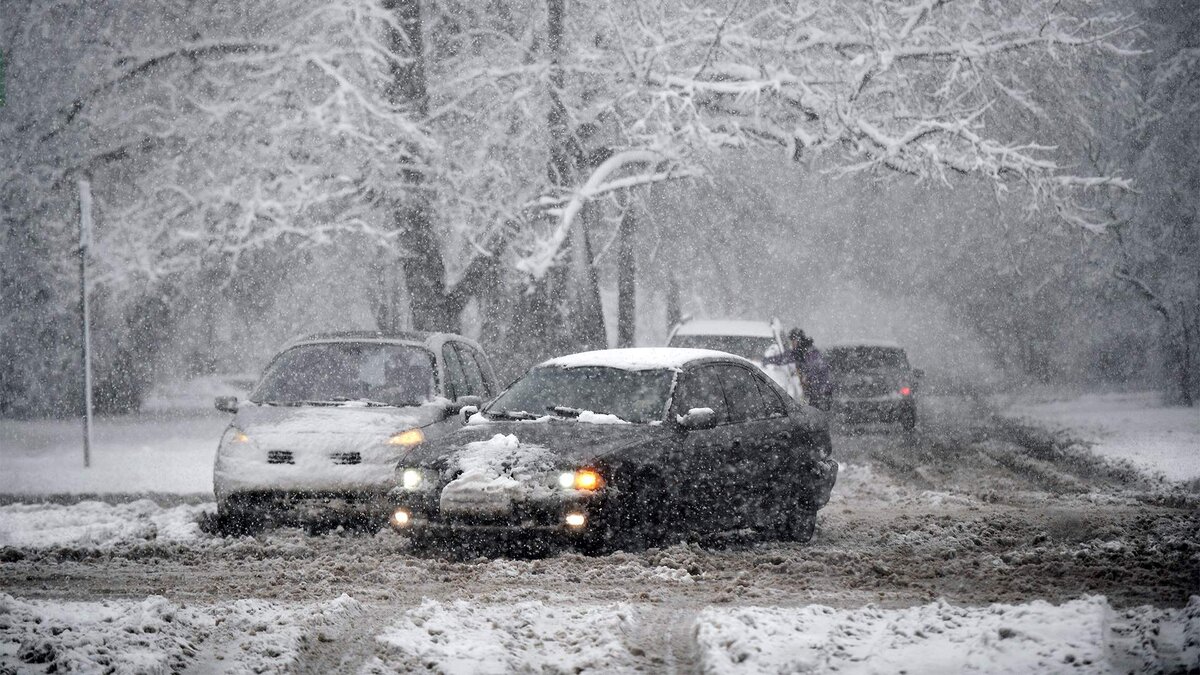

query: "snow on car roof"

left=672, top=319, right=775, bottom=337
left=540, top=348, right=742, bottom=371
left=825, top=339, right=904, bottom=350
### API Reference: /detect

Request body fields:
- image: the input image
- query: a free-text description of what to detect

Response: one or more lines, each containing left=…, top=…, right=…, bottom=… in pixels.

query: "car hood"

left=400, top=418, right=665, bottom=470
left=234, top=402, right=446, bottom=441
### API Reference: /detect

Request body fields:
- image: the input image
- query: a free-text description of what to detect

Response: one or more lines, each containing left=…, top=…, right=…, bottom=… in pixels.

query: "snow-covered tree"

left=1109, top=0, right=1199, bottom=404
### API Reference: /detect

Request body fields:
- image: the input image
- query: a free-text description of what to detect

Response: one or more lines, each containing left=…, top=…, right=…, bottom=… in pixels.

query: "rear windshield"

left=485, top=366, right=675, bottom=424
left=827, top=347, right=909, bottom=373
left=668, top=335, right=775, bottom=362
left=252, top=343, right=437, bottom=407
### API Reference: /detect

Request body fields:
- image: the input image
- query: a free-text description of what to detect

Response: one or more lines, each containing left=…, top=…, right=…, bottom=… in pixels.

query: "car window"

left=718, top=365, right=769, bottom=423
left=251, top=343, right=436, bottom=407
left=673, top=365, right=729, bottom=424
left=442, top=344, right=468, bottom=400
left=453, top=343, right=487, bottom=398
left=486, top=366, right=674, bottom=424
left=826, top=347, right=909, bottom=373
left=668, top=334, right=776, bottom=362
left=754, top=372, right=789, bottom=417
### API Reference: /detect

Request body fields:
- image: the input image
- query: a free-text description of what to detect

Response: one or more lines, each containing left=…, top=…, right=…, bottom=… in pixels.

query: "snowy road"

left=2, top=398, right=1197, bottom=673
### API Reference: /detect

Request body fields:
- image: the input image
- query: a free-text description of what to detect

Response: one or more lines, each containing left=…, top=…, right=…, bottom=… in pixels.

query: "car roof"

left=671, top=319, right=775, bottom=338
left=540, top=347, right=751, bottom=371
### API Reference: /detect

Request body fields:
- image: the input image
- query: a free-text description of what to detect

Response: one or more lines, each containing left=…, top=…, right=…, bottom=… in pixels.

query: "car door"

left=670, top=364, right=739, bottom=533
left=714, top=364, right=777, bottom=529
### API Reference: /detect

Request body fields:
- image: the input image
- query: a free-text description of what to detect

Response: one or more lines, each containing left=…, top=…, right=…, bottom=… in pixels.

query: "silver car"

left=211, top=331, right=497, bottom=533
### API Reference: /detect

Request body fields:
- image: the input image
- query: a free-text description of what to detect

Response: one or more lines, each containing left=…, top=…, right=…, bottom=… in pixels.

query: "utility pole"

left=78, top=177, right=94, bottom=468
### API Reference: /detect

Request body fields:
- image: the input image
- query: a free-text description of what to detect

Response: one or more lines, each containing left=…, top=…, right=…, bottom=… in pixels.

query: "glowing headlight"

left=388, top=428, right=425, bottom=447
left=222, top=427, right=250, bottom=445
left=559, top=469, right=604, bottom=491
left=401, top=468, right=424, bottom=490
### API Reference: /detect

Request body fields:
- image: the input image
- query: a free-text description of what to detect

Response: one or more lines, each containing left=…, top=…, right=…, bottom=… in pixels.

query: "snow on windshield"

left=668, top=334, right=776, bottom=362
left=251, top=342, right=436, bottom=407
left=485, top=365, right=675, bottom=424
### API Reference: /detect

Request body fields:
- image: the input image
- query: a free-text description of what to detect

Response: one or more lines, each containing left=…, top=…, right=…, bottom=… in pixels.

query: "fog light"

left=564, top=512, right=586, bottom=528
left=391, top=508, right=411, bottom=527
left=557, top=472, right=575, bottom=489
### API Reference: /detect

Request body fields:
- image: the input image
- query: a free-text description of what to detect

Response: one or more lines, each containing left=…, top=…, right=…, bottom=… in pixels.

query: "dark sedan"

left=388, top=348, right=838, bottom=553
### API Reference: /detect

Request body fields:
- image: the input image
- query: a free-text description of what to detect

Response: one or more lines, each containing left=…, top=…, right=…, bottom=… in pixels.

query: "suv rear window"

left=827, top=347, right=908, bottom=373
left=668, top=335, right=775, bottom=361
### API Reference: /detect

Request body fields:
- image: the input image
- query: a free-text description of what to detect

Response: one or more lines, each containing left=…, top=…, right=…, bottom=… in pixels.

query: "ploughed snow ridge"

left=542, top=347, right=747, bottom=371
left=696, top=595, right=1200, bottom=675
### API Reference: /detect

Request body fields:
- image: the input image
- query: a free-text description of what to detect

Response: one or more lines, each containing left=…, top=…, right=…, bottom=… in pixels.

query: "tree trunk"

left=617, top=202, right=637, bottom=347
left=381, top=0, right=453, bottom=332
left=665, top=273, right=681, bottom=333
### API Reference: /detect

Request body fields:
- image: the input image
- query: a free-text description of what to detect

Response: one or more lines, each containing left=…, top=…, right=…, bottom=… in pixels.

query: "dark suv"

left=826, top=342, right=922, bottom=430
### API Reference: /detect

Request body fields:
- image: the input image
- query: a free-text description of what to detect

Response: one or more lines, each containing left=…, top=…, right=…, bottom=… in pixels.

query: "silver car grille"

left=267, top=450, right=295, bottom=465
left=329, top=452, right=361, bottom=465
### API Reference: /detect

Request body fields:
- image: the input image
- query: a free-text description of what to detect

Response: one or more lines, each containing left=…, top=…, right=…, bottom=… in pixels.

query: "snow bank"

left=0, top=593, right=361, bottom=674
left=0, top=412, right=226, bottom=495
left=542, top=347, right=737, bottom=371
left=695, top=596, right=1200, bottom=674
left=0, top=499, right=212, bottom=550
left=1006, top=392, right=1200, bottom=482
left=368, top=599, right=637, bottom=674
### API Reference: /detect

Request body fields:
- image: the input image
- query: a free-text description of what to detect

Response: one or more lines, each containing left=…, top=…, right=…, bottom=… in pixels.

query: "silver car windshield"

left=485, top=366, right=674, bottom=424
left=251, top=343, right=437, bottom=407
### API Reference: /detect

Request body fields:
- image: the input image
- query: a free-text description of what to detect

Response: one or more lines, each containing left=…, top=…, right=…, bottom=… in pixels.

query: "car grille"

left=330, top=452, right=361, bottom=465
left=267, top=450, right=295, bottom=465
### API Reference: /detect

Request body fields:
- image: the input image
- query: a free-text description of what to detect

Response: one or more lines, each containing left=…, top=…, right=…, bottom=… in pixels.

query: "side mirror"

left=677, top=407, right=718, bottom=431
left=445, top=395, right=483, bottom=415
left=913, top=369, right=925, bottom=379
left=215, top=396, right=239, bottom=414
left=460, top=405, right=480, bottom=424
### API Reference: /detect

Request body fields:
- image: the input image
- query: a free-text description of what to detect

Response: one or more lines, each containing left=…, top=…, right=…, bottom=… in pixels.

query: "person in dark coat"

left=765, top=328, right=833, bottom=410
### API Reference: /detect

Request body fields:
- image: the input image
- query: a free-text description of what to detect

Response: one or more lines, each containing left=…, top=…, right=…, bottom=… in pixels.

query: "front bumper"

left=388, top=488, right=608, bottom=539
left=221, top=490, right=393, bottom=524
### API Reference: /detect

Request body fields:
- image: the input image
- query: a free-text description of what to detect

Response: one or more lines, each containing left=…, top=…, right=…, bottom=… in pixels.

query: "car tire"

left=901, top=405, right=917, bottom=431
left=209, top=500, right=265, bottom=537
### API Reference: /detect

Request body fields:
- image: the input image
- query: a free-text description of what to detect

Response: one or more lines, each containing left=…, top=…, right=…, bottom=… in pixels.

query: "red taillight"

left=899, top=386, right=912, bottom=396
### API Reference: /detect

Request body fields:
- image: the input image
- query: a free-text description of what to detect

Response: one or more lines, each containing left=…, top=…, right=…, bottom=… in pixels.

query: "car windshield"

left=484, top=366, right=675, bottom=424
left=668, top=335, right=776, bottom=361
left=827, top=347, right=908, bottom=373
left=251, top=343, right=437, bottom=407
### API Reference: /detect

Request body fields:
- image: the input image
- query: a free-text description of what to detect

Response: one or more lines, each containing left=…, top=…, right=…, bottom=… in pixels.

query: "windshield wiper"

left=547, top=405, right=584, bottom=418
left=328, top=397, right=393, bottom=407
left=486, top=409, right=541, bottom=420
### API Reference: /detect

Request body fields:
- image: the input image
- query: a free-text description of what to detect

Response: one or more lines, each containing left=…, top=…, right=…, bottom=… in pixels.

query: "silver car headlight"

left=398, top=467, right=436, bottom=491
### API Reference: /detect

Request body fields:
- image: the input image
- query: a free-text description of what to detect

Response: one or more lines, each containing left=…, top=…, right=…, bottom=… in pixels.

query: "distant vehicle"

left=826, top=341, right=922, bottom=430
left=211, top=331, right=498, bottom=534
left=387, top=348, right=838, bottom=553
left=666, top=318, right=804, bottom=401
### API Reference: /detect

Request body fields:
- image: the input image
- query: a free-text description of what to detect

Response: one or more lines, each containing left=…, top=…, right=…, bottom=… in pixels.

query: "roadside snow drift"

left=0, top=500, right=211, bottom=549
left=696, top=596, right=1200, bottom=674
left=368, top=599, right=637, bottom=674
left=0, top=593, right=361, bottom=674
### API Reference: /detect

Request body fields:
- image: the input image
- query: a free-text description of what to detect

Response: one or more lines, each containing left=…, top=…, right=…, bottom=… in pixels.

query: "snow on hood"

left=408, top=420, right=655, bottom=470
left=541, top=347, right=740, bottom=371
left=437, top=433, right=556, bottom=515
